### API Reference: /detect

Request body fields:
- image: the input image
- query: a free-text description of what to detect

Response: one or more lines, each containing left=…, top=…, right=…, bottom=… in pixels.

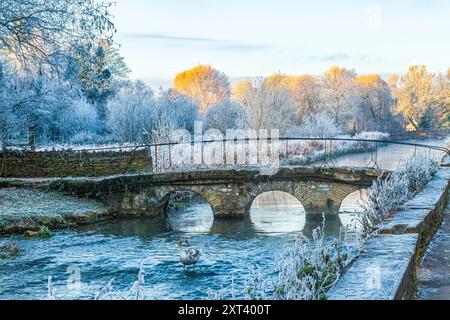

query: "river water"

left=0, top=137, right=448, bottom=300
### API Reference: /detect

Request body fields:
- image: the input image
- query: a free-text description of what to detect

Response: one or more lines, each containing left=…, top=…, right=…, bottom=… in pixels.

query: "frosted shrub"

left=272, top=223, right=350, bottom=300
left=354, top=131, right=390, bottom=141
left=357, top=174, right=411, bottom=236
left=46, top=260, right=148, bottom=300
left=356, top=154, right=438, bottom=237
left=298, top=112, right=340, bottom=138
left=107, top=83, right=155, bottom=143
left=395, top=154, right=438, bottom=193
left=69, top=131, right=102, bottom=145
left=204, top=101, right=249, bottom=132
left=244, top=267, right=270, bottom=300
left=95, top=261, right=147, bottom=300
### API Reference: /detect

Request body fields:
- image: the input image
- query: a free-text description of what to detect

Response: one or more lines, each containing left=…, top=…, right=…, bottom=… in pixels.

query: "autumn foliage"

left=174, top=64, right=230, bottom=113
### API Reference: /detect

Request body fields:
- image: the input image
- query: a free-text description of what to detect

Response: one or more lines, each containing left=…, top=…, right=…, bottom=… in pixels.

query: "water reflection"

left=339, top=189, right=368, bottom=226
left=167, top=203, right=214, bottom=234
left=250, top=191, right=306, bottom=235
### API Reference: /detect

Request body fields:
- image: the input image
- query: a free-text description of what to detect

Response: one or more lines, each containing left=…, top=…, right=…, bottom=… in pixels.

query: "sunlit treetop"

left=231, top=79, right=253, bottom=107
left=173, top=64, right=230, bottom=113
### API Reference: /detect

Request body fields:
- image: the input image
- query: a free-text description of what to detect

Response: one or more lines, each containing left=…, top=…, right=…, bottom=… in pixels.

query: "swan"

left=178, top=237, right=201, bottom=270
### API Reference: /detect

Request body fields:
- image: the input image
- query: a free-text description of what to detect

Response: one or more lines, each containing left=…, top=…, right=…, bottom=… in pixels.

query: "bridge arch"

left=163, top=189, right=213, bottom=213
left=249, top=190, right=305, bottom=212
left=339, top=189, right=368, bottom=213
left=249, top=190, right=306, bottom=233
left=338, top=189, right=368, bottom=226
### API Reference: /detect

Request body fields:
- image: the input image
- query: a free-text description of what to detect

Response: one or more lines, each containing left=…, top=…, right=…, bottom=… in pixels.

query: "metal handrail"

left=2, top=137, right=448, bottom=175
left=22, top=137, right=447, bottom=154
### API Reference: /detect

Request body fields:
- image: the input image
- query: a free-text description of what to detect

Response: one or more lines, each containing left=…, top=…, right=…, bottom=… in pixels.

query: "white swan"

left=178, top=237, right=201, bottom=270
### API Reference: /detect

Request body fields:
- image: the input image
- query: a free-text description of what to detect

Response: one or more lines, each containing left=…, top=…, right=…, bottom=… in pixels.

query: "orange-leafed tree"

left=353, top=74, right=397, bottom=132
left=282, top=75, right=323, bottom=125
left=388, top=65, right=435, bottom=130
left=231, top=79, right=253, bottom=108
left=173, top=64, right=230, bottom=113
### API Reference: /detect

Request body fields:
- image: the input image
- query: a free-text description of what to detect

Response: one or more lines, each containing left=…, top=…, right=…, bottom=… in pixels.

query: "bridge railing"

left=141, top=137, right=449, bottom=173
left=2, top=136, right=448, bottom=177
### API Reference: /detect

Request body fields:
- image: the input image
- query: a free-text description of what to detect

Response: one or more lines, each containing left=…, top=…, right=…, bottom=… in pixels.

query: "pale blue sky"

left=111, top=0, right=450, bottom=83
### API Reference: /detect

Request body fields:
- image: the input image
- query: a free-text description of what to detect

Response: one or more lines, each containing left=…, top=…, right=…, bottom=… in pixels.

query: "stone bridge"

left=42, top=166, right=384, bottom=220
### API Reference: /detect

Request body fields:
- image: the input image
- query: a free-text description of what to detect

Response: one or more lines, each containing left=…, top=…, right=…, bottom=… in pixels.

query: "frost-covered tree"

left=283, top=75, right=323, bottom=125
left=107, top=80, right=155, bottom=143
left=174, top=64, right=230, bottom=113
left=231, top=79, right=253, bottom=108
left=239, top=78, right=296, bottom=134
left=297, top=112, right=340, bottom=138
left=1, top=61, right=53, bottom=146
left=353, top=74, right=399, bottom=133
left=58, top=98, right=101, bottom=143
left=204, top=100, right=248, bottom=132
left=322, top=66, right=356, bottom=127
left=432, top=71, right=450, bottom=129
left=107, top=82, right=199, bottom=143
left=0, top=0, right=115, bottom=68
left=0, top=61, right=20, bottom=148
left=388, top=65, right=438, bottom=130
left=62, top=40, right=129, bottom=123
left=156, top=89, right=199, bottom=134
left=0, top=58, right=97, bottom=147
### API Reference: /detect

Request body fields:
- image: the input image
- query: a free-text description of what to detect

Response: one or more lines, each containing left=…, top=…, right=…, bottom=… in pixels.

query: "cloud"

left=120, top=32, right=224, bottom=43
left=306, top=53, right=351, bottom=62
left=120, top=32, right=274, bottom=52
left=321, top=53, right=351, bottom=61
left=215, top=43, right=274, bottom=52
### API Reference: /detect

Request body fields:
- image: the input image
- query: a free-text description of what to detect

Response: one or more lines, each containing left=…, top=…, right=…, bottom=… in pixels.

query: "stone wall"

left=328, top=157, right=450, bottom=300
left=0, top=148, right=151, bottom=178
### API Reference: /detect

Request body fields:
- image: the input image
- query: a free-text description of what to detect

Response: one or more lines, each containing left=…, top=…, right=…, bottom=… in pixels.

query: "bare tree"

left=204, top=100, right=248, bottom=132
left=0, top=0, right=115, bottom=68
left=353, top=74, right=397, bottom=132
left=283, top=75, right=323, bottom=125
left=239, top=78, right=296, bottom=135
left=321, top=66, right=356, bottom=127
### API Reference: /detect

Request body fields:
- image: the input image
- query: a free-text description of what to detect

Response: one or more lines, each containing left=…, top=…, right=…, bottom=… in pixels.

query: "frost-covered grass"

left=355, top=154, right=438, bottom=237
left=0, top=188, right=107, bottom=235
left=207, top=219, right=361, bottom=300
left=0, top=188, right=105, bottom=218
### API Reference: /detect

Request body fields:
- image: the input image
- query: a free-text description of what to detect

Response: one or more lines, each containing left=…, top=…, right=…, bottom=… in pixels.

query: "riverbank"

left=0, top=188, right=110, bottom=236
left=328, top=156, right=450, bottom=300
left=416, top=196, right=450, bottom=299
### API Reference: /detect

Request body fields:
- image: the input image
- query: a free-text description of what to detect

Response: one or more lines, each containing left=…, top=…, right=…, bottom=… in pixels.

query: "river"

left=0, top=137, right=448, bottom=300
